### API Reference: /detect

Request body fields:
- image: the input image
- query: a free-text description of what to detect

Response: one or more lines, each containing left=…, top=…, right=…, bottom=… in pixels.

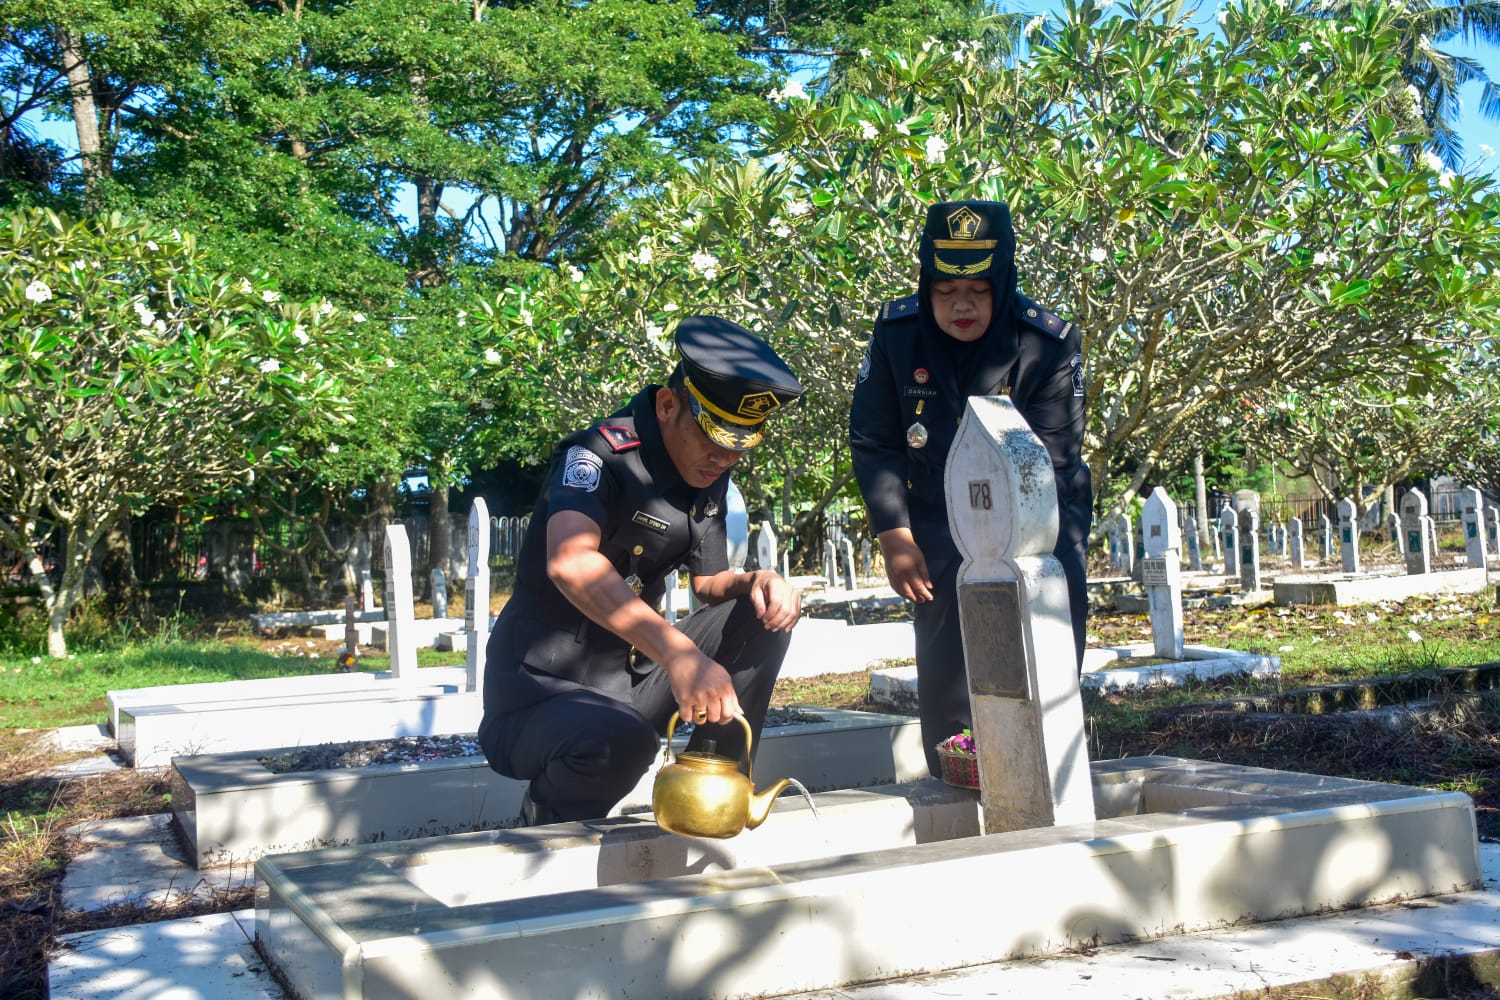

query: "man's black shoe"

left=519, top=787, right=559, bottom=827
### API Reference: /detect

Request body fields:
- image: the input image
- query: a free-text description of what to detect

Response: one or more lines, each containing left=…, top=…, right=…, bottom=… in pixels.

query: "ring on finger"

left=694, top=709, right=708, bottom=720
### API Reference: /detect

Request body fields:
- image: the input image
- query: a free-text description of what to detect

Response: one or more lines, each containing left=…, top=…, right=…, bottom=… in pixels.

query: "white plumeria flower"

left=1406, top=84, right=1422, bottom=106
left=1406, top=630, right=1422, bottom=643
left=663, top=302, right=679, bottom=312
left=922, top=37, right=940, bottom=53
left=1026, top=14, right=1045, bottom=34
left=785, top=199, right=811, bottom=217
left=1366, top=611, right=1379, bottom=623
left=352, top=312, right=366, bottom=323
left=1088, top=246, right=1108, bottom=263
left=1438, top=170, right=1456, bottom=189
left=1217, top=9, right=1228, bottom=23
left=293, top=325, right=310, bottom=345
left=153, top=319, right=165, bottom=333
left=237, top=278, right=253, bottom=294
left=1342, top=24, right=1356, bottom=32
left=1312, top=250, right=1332, bottom=266
left=317, top=300, right=334, bottom=317
left=1298, top=41, right=1313, bottom=53
left=568, top=265, right=584, bottom=283
left=385, top=357, right=396, bottom=368
left=770, top=78, right=807, bottom=102
left=1238, top=139, right=1253, bottom=156
left=519, top=308, right=533, bottom=326
left=484, top=348, right=502, bottom=363
left=1421, top=150, right=1444, bottom=172
left=24, top=279, right=52, bottom=303
left=259, top=358, right=281, bottom=373
left=895, top=121, right=910, bottom=135
left=773, top=223, right=792, bottom=239
left=456, top=309, right=467, bottom=327
left=924, top=136, right=949, bottom=164
left=134, top=301, right=156, bottom=326
left=859, top=120, right=879, bottom=141
left=859, top=47, right=871, bottom=58
left=690, top=251, right=720, bottom=279
left=1481, top=144, right=1496, bottom=158
left=1091, top=160, right=1105, bottom=175
left=145, top=240, right=159, bottom=252
left=635, top=245, right=654, bottom=265
left=261, top=289, right=281, bottom=303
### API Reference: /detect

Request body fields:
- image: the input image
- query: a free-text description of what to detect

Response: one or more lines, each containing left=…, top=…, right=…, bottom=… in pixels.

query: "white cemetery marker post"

left=1400, top=489, right=1432, bottom=575
left=1461, top=487, right=1488, bottom=569
left=1338, top=498, right=1361, bottom=573
left=465, top=498, right=491, bottom=694
left=756, top=523, right=777, bottom=572
left=1118, top=512, right=1135, bottom=579
left=859, top=538, right=872, bottom=581
left=822, top=540, right=838, bottom=590
left=1141, top=490, right=1185, bottom=660
left=1238, top=507, right=1262, bottom=593
left=1264, top=521, right=1276, bottom=557
left=1489, top=506, right=1500, bottom=556
left=839, top=537, right=857, bottom=590
left=343, top=594, right=359, bottom=665
left=360, top=568, right=375, bottom=614
left=1288, top=516, right=1305, bottom=570
left=1388, top=512, right=1401, bottom=551
left=383, top=524, right=419, bottom=681
left=430, top=569, right=448, bottom=619
left=945, top=396, right=1095, bottom=835
left=726, top=479, right=749, bottom=572
left=1186, top=524, right=1203, bottom=571
left=1107, top=519, right=1123, bottom=575
left=1319, top=514, right=1333, bottom=561
left=1219, top=507, right=1240, bottom=576
left=1276, top=522, right=1287, bottom=556
left=354, top=530, right=376, bottom=612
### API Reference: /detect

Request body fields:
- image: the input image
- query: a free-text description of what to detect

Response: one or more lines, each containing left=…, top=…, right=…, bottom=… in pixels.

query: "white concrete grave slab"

left=1239, top=505, right=1263, bottom=593
left=118, top=686, right=480, bottom=768
left=1220, top=506, right=1240, bottom=576
left=1273, top=566, right=1491, bottom=606
left=249, top=607, right=384, bottom=632
left=1460, top=486, right=1488, bottom=569
left=107, top=672, right=379, bottom=737
left=1401, top=488, right=1434, bottom=575
left=253, top=757, right=1482, bottom=1000
left=1289, top=515, right=1305, bottom=569
left=171, top=708, right=926, bottom=868
left=945, top=395, right=1094, bottom=833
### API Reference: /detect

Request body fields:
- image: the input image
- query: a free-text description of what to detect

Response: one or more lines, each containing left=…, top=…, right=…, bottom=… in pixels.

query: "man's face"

left=930, top=278, right=992, bottom=342
left=656, top=387, right=744, bottom=488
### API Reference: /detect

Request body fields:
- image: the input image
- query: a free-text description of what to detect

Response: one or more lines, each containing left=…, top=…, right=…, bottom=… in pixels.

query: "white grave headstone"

left=1338, top=497, right=1361, bottom=574
left=1186, top=524, right=1203, bottom=571
left=1219, top=507, right=1240, bottom=576
left=822, top=539, right=838, bottom=589
left=1461, top=487, right=1487, bottom=569
left=1238, top=507, right=1262, bottom=593
left=354, top=530, right=376, bottom=612
left=343, top=594, right=359, bottom=663
left=1117, top=511, right=1135, bottom=579
left=946, top=396, right=1095, bottom=834
left=430, top=568, right=448, bottom=619
left=726, top=479, right=749, bottom=572
left=1141, top=489, right=1185, bottom=660
left=360, top=568, right=375, bottom=614
left=1489, top=506, right=1500, bottom=556
left=1388, top=512, right=1402, bottom=550
left=859, top=537, right=872, bottom=581
left=1288, top=516, right=1305, bottom=570
left=756, top=523, right=777, bottom=572
left=465, top=498, right=491, bottom=693
left=1400, top=489, right=1433, bottom=575
left=382, top=524, right=419, bottom=680
left=839, top=537, right=857, bottom=590
left=1319, top=514, right=1333, bottom=560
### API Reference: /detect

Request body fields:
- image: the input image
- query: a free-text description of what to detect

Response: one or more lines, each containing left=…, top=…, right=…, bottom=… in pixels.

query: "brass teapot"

left=651, top=712, right=791, bottom=839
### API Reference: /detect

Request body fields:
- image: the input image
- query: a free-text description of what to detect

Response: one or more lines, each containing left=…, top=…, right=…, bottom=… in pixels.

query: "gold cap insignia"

left=736, top=391, right=779, bottom=419
left=947, top=206, right=982, bottom=240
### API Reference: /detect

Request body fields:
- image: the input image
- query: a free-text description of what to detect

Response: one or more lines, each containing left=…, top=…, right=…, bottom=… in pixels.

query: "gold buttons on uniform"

left=1026, top=308, right=1037, bottom=318
left=633, top=545, right=643, bottom=555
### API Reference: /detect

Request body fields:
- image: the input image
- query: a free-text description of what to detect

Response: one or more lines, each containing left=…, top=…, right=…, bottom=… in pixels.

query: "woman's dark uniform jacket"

left=850, top=281, right=1092, bottom=772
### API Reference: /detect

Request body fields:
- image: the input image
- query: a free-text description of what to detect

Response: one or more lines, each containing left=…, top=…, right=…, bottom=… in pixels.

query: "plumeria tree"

left=0, top=209, right=366, bottom=656
left=471, top=0, right=1500, bottom=545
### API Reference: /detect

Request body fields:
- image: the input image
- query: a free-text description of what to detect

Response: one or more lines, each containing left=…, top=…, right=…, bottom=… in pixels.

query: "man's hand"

left=878, top=527, right=933, bottom=603
left=663, top=648, right=741, bottom=725
left=746, top=569, right=800, bottom=632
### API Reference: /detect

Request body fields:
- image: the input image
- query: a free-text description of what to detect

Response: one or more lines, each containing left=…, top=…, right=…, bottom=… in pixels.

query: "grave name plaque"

left=1140, top=557, right=1171, bottom=586
left=957, top=582, right=1028, bottom=700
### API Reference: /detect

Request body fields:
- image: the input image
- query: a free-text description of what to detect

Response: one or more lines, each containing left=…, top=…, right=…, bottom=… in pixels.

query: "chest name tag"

left=598, top=424, right=640, bottom=452
left=632, top=511, right=670, bottom=534
left=903, top=386, right=939, bottom=398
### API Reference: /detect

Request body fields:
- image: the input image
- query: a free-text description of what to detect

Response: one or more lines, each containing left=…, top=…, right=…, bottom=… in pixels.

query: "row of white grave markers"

left=1140, top=490, right=1185, bottom=659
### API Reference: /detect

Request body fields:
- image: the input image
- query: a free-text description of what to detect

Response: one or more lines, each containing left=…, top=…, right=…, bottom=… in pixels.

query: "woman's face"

left=930, top=278, right=992, bottom=342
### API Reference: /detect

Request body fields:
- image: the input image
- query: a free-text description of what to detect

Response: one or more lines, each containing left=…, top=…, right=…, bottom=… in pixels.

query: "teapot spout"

left=746, top=778, right=793, bottom=830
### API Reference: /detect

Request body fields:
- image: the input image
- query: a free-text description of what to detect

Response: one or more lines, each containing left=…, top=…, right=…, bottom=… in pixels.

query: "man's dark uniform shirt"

left=483, top=386, right=729, bottom=711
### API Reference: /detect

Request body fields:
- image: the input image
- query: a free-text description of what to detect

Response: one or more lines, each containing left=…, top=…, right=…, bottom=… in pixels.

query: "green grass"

left=0, top=639, right=465, bottom=732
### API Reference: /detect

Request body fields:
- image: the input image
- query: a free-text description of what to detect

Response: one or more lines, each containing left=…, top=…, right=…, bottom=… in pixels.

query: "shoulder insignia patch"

left=882, top=294, right=919, bottom=321
left=1015, top=295, right=1074, bottom=340
left=597, top=424, right=640, bottom=453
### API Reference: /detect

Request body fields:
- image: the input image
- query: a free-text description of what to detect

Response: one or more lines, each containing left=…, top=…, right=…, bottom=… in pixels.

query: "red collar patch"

left=598, top=424, right=641, bottom=452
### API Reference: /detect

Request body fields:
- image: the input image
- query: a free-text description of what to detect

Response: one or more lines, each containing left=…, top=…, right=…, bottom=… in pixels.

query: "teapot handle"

left=662, top=711, right=755, bottom=779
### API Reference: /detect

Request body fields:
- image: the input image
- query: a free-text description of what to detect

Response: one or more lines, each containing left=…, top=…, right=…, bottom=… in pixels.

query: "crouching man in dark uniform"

left=850, top=201, right=1092, bottom=778
left=480, top=316, right=805, bottom=825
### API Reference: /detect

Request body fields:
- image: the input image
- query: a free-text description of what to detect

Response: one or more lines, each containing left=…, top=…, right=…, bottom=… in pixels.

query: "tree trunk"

left=57, top=28, right=103, bottom=188
left=97, top=511, right=144, bottom=613
left=1193, top=451, right=1210, bottom=548
left=367, top=477, right=397, bottom=580
left=427, top=471, right=450, bottom=597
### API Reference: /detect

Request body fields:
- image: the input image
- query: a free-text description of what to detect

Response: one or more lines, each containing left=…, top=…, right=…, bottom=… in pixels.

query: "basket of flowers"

left=935, top=729, right=979, bottom=789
